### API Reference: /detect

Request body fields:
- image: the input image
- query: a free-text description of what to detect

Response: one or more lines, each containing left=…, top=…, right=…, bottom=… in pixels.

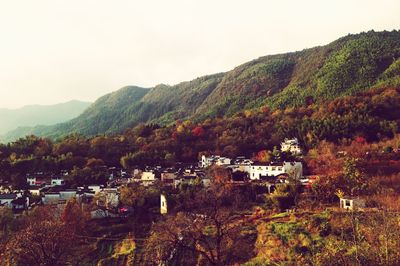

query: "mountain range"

left=0, top=100, right=91, bottom=142
left=3, top=30, right=400, bottom=143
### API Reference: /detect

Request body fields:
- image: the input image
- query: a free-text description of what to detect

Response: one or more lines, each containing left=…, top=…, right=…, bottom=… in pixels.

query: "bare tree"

left=144, top=181, right=254, bottom=266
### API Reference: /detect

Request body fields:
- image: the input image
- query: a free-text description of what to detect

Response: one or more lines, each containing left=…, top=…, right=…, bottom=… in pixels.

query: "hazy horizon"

left=0, top=0, right=399, bottom=108
left=0, top=99, right=92, bottom=111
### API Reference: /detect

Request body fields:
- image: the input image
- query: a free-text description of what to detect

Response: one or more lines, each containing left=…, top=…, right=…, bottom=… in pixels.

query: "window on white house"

left=345, top=200, right=351, bottom=207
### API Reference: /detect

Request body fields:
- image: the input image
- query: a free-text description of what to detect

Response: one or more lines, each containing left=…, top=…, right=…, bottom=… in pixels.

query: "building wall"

left=29, top=189, right=41, bottom=196
left=160, top=194, right=167, bottom=214
left=216, top=158, right=231, bottom=166
left=141, top=172, right=156, bottom=181
left=340, top=198, right=366, bottom=210
left=42, top=194, right=60, bottom=204
left=161, top=172, right=176, bottom=182
left=0, top=199, right=13, bottom=208
left=51, top=179, right=65, bottom=186
left=249, top=165, right=285, bottom=180
left=249, top=162, right=303, bottom=180
left=27, top=178, right=36, bottom=186
left=281, top=138, right=302, bottom=155
left=88, top=185, right=102, bottom=194
left=59, top=191, right=77, bottom=201
left=201, top=155, right=231, bottom=168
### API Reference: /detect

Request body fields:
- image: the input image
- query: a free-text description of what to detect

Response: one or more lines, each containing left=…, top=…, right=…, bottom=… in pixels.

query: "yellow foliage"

left=335, top=189, right=345, bottom=199
left=176, top=124, right=185, bottom=133
left=113, top=236, right=136, bottom=257
left=244, top=110, right=253, bottom=118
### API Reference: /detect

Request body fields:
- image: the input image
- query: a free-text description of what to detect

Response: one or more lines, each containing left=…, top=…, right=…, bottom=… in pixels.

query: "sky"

left=0, top=0, right=399, bottom=109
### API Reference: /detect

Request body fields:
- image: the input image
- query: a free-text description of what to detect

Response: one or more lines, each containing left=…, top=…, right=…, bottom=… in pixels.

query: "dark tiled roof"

left=251, top=162, right=284, bottom=166
left=0, top=193, right=17, bottom=200
left=11, top=197, right=26, bottom=205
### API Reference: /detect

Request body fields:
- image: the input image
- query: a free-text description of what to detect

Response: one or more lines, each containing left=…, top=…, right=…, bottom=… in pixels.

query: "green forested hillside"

left=199, top=30, right=400, bottom=114
left=3, top=86, right=150, bottom=141
left=5, top=30, right=400, bottom=141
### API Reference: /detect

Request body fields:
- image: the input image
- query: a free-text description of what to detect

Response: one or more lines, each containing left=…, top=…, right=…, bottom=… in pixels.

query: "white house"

left=340, top=197, right=366, bottom=211
left=161, top=172, right=177, bottom=185
left=281, top=138, right=302, bottom=155
left=42, top=192, right=61, bottom=205
left=42, top=189, right=78, bottom=205
left=0, top=193, right=18, bottom=208
left=141, top=171, right=157, bottom=186
left=29, top=188, right=42, bottom=196
left=88, top=185, right=103, bottom=194
left=59, top=190, right=77, bottom=201
left=230, top=157, right=253, bottom=173
left=27, top=177, right=36, bottom=186
left=51, top=177, right=65, bottom=186
left=26, top=176, right=48, bottom=187
left=201, top=155, right=231, bottom=168
left=249, top=162, right=303, bottom=181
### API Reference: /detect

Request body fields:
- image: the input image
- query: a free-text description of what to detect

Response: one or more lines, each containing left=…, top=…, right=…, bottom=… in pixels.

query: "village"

left=0, top=138, right=363, bottom=219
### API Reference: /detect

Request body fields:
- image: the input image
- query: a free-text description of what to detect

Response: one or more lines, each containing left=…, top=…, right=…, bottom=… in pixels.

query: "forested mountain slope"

left=5, top=30, right=399, bottom=141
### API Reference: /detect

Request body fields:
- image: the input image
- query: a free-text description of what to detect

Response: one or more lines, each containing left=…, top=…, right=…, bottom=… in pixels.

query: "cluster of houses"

left=4, top=138, right=344, bottom=217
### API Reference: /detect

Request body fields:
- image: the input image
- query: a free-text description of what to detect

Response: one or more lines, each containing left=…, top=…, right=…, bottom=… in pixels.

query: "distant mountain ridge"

left=4, top=30, right=400, bottom=142
left=0, top=100, right=91, bottom=142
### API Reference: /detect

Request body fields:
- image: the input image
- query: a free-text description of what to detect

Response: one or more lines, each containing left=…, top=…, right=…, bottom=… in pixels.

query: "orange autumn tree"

left=306, top=141, right=345, bottom=202
left=254, top=150, right=272, bottom=163
left=3, top=206, right=79, bottom=266
left=61, top=198, right=89, bottom=234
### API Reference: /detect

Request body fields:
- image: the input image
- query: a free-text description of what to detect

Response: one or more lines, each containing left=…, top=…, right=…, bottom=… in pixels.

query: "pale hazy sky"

left=0, top=0, right=398, bottom=108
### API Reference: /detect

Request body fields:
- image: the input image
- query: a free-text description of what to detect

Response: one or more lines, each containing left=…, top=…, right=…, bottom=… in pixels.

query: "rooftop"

left=0, top=193, right=17, bottom=200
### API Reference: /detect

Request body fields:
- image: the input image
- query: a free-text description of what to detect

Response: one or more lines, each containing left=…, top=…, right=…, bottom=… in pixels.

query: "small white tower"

left=160, top=194, right=168, bottom=214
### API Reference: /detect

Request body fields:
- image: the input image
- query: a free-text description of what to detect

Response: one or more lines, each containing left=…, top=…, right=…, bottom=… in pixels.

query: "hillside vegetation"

left=6, top=30, right=400, bottom=141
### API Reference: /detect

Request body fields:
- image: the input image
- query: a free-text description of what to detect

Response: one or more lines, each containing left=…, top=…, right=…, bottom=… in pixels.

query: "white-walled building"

left=201, top=155, right=231, bottom=168
left=0, top=193, right=17, bottom=208
left=27, top=177, right=36, bottom=186
left=230, top=157, right=253, bottom=173
left=42, top=189, right=77, bottom=205
left=141, top=171, right=157, bottom=186
left=51, top=177, right=65, bottom=186
left=29, top=188, right=42, bottom=196
left=160, top=194, right=168, bottom=214
left=26, top=177, right=47, bottom=187
left=88, top=185, right=103, bottom=194
left=249, top=161, right=303, bottom=180
left=281, top=138, right=302, bottom=155
left=340, top=197, right=366, bottom=210
left=42, top=193, right=62, bottom=205
left=161, top=172, right=177, bottom=186
left=27, top=175, right=65, bottom=187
